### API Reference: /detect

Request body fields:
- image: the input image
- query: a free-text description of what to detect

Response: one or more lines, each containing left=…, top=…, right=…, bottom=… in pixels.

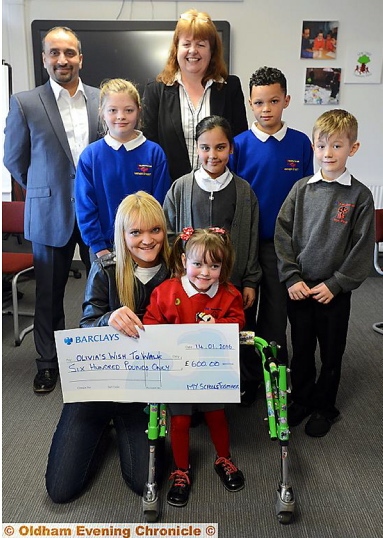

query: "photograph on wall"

left=304, top=68, right=341, bottom=105
left=344, top=44, right=383, bottom=83
left=301, top=21, right=338, bottom=60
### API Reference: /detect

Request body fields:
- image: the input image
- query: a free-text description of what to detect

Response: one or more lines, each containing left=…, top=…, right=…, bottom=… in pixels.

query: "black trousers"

left=32, top=224, right=88, bottom=370
left=239, top=304, right=263, bottom=390
left=256, top=240, right=288, bottom=363
left=287, top=291, right=351, bottom=413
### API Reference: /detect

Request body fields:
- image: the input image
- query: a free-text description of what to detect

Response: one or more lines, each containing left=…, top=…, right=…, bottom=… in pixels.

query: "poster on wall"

left=304, top=68, right=341, bottom=105
left=301, top=21, right=338, bottom=60
left=344, top=44, right=383, bottom=84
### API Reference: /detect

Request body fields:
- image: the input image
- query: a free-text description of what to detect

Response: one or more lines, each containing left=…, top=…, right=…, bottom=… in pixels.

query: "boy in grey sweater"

left=275, top=109, right=375, bottom=437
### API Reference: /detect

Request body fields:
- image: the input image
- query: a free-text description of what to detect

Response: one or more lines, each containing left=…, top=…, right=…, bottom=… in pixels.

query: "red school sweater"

left=143, top=278, right=245, bottom=329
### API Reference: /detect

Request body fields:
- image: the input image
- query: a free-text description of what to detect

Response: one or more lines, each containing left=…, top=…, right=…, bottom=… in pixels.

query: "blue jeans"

left=46, top=402, right=165, bottom=502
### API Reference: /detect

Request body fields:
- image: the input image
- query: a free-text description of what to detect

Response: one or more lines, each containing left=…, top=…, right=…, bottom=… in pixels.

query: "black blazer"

left=142, top=75, right=248, bottom=181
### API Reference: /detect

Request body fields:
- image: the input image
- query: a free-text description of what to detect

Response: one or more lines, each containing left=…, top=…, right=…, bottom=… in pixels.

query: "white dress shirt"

left=50, top=77, right=89, bottom=167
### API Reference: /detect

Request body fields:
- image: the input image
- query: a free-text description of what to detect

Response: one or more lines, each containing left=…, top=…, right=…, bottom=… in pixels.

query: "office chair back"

left=2, top=201, right=26, bottom=235
left=2, top=201, right=35, bottom=346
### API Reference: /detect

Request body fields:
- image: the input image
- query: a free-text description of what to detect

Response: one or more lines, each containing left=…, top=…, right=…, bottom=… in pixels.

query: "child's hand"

left=310, top=283, right=334, bottom=304
left=288, top=281, right=311, bottom=300
left=197, top=314, right=215, bottom=324
left=108, top=306, right=144, bottom=338
left=242, top=287, right=256, bottom=310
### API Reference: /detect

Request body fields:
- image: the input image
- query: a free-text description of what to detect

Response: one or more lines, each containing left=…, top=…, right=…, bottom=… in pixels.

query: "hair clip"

left=180, top=227, right=194, bottom=241
left=209, top=227, right=226, bottom=235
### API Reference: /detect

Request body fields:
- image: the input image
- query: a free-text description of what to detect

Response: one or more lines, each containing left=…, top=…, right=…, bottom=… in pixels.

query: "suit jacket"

left=3, top=81, right=100, bottom=247
left=142, top=75, right=248, bottom=181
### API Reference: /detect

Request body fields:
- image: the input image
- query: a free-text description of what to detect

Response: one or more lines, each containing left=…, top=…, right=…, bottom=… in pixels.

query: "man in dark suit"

left=4, top=26, right=100, bottom=393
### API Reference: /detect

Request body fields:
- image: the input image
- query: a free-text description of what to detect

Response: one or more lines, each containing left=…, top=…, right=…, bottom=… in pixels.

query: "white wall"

left=1, top=63, right=12, bottom=200
left=3, top=0, right=383, bottom=186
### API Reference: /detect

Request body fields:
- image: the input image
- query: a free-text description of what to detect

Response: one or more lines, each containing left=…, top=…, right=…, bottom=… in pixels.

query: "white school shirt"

left=307, top=168, right=352, bottom=185
left=250, top=121, right=288, bottom=142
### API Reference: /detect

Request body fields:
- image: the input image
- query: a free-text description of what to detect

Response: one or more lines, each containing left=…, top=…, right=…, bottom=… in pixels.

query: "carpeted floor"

left=2, top=263, right=382, bottom=537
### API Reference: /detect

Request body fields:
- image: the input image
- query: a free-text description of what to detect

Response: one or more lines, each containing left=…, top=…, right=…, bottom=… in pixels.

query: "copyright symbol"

left=206, top=526, right=216, bottom=536
left=4, top=526, right=15, bottom=536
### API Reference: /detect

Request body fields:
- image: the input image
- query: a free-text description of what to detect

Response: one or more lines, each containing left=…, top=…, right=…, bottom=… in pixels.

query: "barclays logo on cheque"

left=63, top=333, right=120, bottom=345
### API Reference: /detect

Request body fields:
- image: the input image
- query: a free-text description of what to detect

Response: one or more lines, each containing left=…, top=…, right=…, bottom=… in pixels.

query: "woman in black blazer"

left=142, top=9, right=248, bottom=182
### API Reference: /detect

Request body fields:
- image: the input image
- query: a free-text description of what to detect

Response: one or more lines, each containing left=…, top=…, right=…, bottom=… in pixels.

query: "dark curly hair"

left=249, top=66, right=287, bottom=96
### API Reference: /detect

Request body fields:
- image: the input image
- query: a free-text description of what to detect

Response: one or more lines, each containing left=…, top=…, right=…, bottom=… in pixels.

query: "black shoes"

left=33, top=368, right=58, bottom=394
left=289, top=402, right=340, bottom=436
left=305, top=409, right=340, bottom=437
left=167, top=458, right=244, bottom=507
left=167, top=469, right=191, bottom=507
left=288, top=403, right=312, bottom=427
left=214, top=456, right=245, bottom=492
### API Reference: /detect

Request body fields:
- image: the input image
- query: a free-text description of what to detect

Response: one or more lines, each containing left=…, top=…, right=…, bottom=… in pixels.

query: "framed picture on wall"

left=304, top=68, right=341, bottom=105
left=301, top=21, right=338, bottom=60
left=344, top=44, right=383, bottom=83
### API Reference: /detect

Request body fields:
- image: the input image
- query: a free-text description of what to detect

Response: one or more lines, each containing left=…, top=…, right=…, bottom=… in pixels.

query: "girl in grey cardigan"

left=163, top=116, right=262, bottom=403
left=164, top=116, right=261, bottom=301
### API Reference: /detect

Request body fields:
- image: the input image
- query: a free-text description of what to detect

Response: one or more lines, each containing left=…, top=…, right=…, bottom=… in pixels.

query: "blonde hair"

left=157, top=9, right=228, bottom=86
left=99, top=78, right=141, bottom=134
left=313, top=109, right=358, bottom=144
left=114, top=191, right=170, bottom=310
left=170, top=228, right=235, bottom=285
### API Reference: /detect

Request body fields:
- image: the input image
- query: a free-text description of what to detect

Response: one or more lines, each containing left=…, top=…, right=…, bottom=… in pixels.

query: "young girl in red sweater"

left=143, top=227, right=245, bottom=507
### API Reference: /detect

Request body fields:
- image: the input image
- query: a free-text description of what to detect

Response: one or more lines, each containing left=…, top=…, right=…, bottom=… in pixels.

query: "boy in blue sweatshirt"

left=230, top=67, right=313, bottom=373
left=275, top=109, right=375, bottom=437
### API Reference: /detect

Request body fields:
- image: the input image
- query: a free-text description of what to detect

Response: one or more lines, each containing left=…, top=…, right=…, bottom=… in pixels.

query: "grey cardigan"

left=163, top=172, right=262, bottom=289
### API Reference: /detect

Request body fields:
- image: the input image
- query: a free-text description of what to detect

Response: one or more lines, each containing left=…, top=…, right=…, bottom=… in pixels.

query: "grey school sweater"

left=163, top=172, right=262, bottom=290
left=275, top=175, right=375, bottom=296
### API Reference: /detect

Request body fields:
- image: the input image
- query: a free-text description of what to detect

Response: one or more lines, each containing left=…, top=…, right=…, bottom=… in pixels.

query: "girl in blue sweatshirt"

left=75, top=78, right=170, bottom=259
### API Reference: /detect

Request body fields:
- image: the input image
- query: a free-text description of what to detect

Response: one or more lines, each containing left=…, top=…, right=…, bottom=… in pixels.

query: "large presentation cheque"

left=54, top=324, right=240, bottom=403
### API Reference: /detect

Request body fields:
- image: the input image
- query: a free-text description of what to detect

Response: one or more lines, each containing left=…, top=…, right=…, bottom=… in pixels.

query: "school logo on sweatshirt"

left=284, top=159, right=300, bottom=171
left=135, top=164, right=152, bottom=176
left=333, top=202, right=354, bottom=224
